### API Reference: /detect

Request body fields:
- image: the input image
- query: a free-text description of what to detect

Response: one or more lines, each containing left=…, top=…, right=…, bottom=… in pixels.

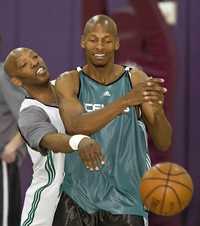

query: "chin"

left=39, top=76, right=50, bottom=84
left=92, top=61, right=107, bottom=67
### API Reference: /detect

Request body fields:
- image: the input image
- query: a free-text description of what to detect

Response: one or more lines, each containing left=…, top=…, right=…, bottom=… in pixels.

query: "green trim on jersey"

left=21, top=152, right=55, bottom=226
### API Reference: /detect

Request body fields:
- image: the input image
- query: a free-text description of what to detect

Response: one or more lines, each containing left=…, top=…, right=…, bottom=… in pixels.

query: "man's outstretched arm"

left=55, top=71, right=129, bottom=135
left=18, top=105, right=104, bottom=170
left=55, top=71, right=162, bottom=135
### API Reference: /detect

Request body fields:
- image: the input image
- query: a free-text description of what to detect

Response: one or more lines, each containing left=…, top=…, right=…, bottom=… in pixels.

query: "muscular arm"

left=131, top=69, right=172, bottom=151
left=55, top=71, right=128, bottom=135
left=56, top=69, right=172, bottom=151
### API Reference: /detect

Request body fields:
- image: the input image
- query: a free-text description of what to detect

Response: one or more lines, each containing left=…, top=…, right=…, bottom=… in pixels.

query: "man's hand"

left=78, top=137, right=105, bottom=171
left=123, top=78, right=167, bottom=107
left=0, top=142, right=18, bottom=163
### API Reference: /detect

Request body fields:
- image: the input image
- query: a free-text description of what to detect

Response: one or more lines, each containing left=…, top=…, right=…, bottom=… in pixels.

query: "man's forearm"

left=146, top=110, right=172, bottom=151
left=40, top=133, right=73, bottom=153
left=8, top=132, right=24, bottom=150
left=62, top=97, right=127, bottom=135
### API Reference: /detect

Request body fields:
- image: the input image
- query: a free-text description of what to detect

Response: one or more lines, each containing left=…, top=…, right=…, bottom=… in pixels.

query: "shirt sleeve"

left=18, top=105, right=58, bottom=153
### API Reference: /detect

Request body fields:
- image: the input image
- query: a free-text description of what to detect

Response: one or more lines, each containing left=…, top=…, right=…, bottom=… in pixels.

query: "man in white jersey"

left=4, top=47, right=105, bottom=226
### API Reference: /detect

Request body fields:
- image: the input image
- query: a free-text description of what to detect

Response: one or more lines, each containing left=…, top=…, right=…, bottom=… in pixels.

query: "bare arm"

left=0, top=132, right=24, bottom=163
left=18, top=105, right=104, bottom=170
left=8, top=132, right=24, bottom=148
left=55, top=70, right=171, bottom=139
left=40, top=132, right=73, bottom=153
left=55, top=71, right=129, bottom=135
left=131, top=69, right=172, bottom=151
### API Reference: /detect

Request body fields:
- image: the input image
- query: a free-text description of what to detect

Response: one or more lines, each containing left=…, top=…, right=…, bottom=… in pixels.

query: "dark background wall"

left=0, top=0, right=199, bottom=225
left=0, top=0, right=83, bottom=76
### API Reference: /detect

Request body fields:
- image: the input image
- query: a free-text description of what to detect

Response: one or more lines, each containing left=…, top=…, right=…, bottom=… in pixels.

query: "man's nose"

left=96, top=41, right=104, bottom=50
left=31, top=59, right=39, bottom=68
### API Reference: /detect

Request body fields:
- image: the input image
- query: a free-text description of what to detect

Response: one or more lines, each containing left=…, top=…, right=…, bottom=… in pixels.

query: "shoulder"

left=19, top=104, right=49, bottom=122
left=55, top=70, right=80, bottom=96
left=129, top=67, right=150, bottom=86
left=56, top=70, right=79, bottom=83
left=20, top=98, right=44, bottom=111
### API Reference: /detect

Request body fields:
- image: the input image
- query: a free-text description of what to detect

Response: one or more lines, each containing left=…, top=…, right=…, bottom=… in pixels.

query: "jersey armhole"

left=76, top=66, right=82, bottom=98
left=126, top=67, right=143, bottom=120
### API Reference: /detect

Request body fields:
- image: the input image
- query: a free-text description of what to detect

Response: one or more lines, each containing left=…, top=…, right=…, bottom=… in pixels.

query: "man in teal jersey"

left=55, top=15, right=172, bottom=226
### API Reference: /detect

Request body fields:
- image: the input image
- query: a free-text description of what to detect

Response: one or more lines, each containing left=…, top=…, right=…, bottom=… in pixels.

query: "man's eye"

left=89, top=39, right=96, bottom=42
left=19, top=63, right=27, bottom=68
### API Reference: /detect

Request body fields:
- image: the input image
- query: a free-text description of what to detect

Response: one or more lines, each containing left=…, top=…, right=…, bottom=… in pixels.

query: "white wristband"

left=69, top=135, right=90, bottom=150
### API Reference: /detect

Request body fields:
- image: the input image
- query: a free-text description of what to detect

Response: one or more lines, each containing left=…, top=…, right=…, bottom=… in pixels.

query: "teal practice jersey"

left=62, top=66, right=151, bottom=217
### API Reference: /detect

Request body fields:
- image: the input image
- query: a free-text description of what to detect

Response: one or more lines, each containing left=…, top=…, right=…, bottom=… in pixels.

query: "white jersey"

left=20, top=98, right=65, bottom=226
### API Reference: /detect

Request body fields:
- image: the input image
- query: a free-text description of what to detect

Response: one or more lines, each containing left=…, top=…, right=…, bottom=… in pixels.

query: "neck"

left=24, top=82, right=56, bottom=105
left=84, top=63, right=123, bottom=84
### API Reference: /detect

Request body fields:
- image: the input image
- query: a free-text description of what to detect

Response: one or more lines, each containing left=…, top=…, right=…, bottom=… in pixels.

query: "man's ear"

left=115, top=37, right=120, bottom=51
left=80, top=35, right=86, bottom=49
left=10, top=77, right=22, bottom=87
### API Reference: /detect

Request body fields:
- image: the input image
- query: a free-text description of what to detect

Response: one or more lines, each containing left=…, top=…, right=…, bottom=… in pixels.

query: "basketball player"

left=4, top=47, right=104, bottom=226
left=55, top=15, right=172, bottom=226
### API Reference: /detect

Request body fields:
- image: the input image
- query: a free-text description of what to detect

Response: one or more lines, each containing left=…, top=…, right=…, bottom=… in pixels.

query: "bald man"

left=54, top=15, right=172, bottom=226
left=4, top=47, right=104, bottom=226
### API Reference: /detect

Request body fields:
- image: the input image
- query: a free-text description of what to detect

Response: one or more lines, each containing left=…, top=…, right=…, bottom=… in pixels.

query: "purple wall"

left=0, top=0, right=83, bottom=77
left=173, top=0, right=200, bottom=225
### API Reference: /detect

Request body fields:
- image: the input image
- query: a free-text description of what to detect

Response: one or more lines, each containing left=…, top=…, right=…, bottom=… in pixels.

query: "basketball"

left=140, top=162, right=193, bottom=216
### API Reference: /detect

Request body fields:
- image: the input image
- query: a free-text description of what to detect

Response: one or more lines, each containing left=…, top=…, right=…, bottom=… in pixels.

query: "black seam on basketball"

left=143, top=185, right=183, bottom=216
left=141, top=178, right=193, bottom=192
left=160, top=163, right=172, bottom=214
left=163, top=185, right=183, bottom=210
left=143, top=185, right=166, bottom=204
left=154, top=165, right=186, bottom=176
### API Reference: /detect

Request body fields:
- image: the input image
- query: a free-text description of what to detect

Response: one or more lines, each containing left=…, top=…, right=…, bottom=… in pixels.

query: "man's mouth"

left=36, top=66, right=47, bottom=76
left=94, top=53, right=105, bottom=59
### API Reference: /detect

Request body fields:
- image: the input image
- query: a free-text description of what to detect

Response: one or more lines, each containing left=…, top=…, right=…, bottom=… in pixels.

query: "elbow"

left=156, top=140, right=171, bottom=152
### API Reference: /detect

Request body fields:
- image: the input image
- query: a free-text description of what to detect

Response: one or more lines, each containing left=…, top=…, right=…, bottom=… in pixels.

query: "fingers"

left=145, top=78, right=167, bottom=92
left=78, top=139, right=105, bottom=171
left=147, top=78, right=165, bottom=84
left=143, top=91, right=164, bottom=104
left=142, top=78, right=166, bottom=104
left=87, top=143, right=105, bottom=171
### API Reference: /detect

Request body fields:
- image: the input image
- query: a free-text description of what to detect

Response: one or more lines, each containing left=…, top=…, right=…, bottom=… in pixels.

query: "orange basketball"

left=140, top=162, right=193, bottom=216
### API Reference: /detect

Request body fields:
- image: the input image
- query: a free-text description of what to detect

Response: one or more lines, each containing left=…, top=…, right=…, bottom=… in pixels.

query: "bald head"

left=83, top=14, right=118, bottom=37
left=4, top=47, right=30, bottom=77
